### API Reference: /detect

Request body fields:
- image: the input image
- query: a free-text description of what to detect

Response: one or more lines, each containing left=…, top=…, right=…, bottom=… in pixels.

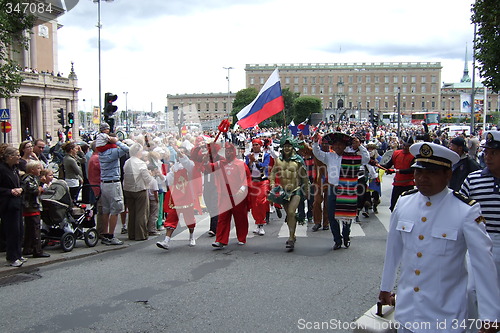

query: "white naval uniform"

left=380, top=187, right=500, bottom=332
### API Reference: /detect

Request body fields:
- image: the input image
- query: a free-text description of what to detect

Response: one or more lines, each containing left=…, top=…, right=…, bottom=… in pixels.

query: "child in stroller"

left=39, top=169, right=99, bottom=252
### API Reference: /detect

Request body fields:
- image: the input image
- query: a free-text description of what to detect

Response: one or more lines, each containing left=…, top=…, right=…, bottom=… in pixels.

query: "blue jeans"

left=327, top=185, right=351, bottom=245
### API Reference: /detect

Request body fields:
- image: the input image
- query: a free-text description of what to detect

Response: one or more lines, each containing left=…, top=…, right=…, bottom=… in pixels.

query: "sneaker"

left=373, top=207, right=378, bottom=214
left=322, top=226, right=330, bottom=231
left=253, top=227, right=260, bottom=234
left=237, top=241, right=245, bottom=245
left=212, top=242, right=225, bottom=249
left=19, top=257, right=28, bottom=263
left=207, top=230, right=216, bottom=237
left=7, top=259, right=23, bottom=267
left=101, top=238, right=111, bottom=245
left=158, top=226, right=166, bottom=231
left=258, top=227, right=265, bottom=236
left=362, top=212, right=369, bottom=218
left=148, top=231, right=161, bottom=236
left=109, top=237, right=124, bottom=245
left=311, top=224, right=321, bottom=232
left=156, top=240, right=169, bottom=250
left=189, top=238, right=196, bottom=247
left=285, top=240, right=295, bottom=249
left=121, top=227, right=127, bottom=234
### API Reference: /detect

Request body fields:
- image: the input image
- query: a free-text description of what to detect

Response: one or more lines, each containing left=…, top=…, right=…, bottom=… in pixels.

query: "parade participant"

left=309, top=137, right=330, bottom=232
left=381, top=137, right=415, bottom=211
left=245, top=138, right=271, bottom=235
left=312, top=132, right=369, bottom=250
left=205, top=142, right=251, bottom=248
left=269, top=137, right=309, bottom=251
left=379, top=142, right=500, bottom=333
left=21, top=160, right=50, bottom=258
left=461, top=131, right=500, bottom=321
left=0, top=146, right=24, bottom=267
left=448, top=136, right=481, bottom=191
left=336, top=135, right=370, bottom=244
left=156, top=147, right=197, bottom=250
left=296, top=140, right=315, bottom=225
left=192, top=142, right=223, bottom=237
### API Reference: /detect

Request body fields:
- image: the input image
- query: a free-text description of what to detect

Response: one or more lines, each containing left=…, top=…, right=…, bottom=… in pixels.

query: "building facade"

left=166, top=92, right=235, bottom=130
left=245, top=62, right=442, bottom=121
left=1, top=11, right=80, bottom=146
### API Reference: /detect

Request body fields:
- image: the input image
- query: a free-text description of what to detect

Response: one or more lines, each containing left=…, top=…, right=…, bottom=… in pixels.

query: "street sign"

left=1, top=121, right=12, bottom=133
left=0, top=108, right=10, bottom=121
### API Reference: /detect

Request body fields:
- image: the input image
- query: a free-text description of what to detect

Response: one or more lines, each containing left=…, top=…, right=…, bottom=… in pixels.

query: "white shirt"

left=122, top=156, right=154, bottom=192
left=312, top=143, right=369, bottom=185
left=381, top=188, right=500, bottom=331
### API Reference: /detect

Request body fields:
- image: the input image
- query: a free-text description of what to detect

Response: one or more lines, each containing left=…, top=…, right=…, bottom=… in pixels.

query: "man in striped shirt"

left=461, top=131, right=500, bottom=296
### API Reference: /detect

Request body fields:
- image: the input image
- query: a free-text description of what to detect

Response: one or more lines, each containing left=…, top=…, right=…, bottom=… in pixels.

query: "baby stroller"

left=40, top=181, right=99, bottom=252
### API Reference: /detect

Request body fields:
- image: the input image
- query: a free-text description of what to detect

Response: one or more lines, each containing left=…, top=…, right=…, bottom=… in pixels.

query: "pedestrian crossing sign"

left=0, top=108, right=10, bottom=121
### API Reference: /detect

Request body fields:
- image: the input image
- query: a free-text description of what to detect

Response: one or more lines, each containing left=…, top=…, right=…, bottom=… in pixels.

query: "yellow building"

left=1, top=6, right=80, bottom=146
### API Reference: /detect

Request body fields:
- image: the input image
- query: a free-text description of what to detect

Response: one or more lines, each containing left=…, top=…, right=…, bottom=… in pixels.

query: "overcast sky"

left=57, top=0, right=476, bottom=114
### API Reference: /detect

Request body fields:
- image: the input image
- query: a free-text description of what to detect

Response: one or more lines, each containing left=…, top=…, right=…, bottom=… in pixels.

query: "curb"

left=0, top=243, right=130, bottom=279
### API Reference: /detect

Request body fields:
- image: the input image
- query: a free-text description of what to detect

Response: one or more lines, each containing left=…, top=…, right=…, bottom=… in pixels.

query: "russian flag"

left=288, top=120, right=298, bottom=136
left=237, top=68, right=284, bottom=129
left=297, top=118, right=310, bottom=135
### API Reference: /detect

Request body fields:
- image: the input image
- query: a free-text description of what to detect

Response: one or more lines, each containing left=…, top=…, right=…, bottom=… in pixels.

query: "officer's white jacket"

left=381, top=187, right=500, bottom=332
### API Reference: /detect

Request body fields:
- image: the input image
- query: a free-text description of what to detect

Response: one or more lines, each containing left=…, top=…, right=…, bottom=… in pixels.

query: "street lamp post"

left=93, top=0, right=114, bottom=124
left=223, top=66, right=233, bottom=118
left=123, top=91, right=128, bottom=134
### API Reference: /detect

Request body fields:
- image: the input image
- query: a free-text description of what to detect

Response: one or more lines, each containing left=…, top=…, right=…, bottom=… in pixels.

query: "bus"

left=410, top=111, right=440, bottom=128
left=381, top=112, right=403, bottom=125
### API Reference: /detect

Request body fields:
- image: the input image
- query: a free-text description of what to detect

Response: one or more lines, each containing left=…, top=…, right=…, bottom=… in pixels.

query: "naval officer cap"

left=410, top=142, right=460, bottom=170
left=482, top=131, right=500, bottom=149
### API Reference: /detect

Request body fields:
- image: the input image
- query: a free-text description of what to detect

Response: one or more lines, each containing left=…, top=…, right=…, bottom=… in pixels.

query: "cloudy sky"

left=57, top=0, right=476, bottom=114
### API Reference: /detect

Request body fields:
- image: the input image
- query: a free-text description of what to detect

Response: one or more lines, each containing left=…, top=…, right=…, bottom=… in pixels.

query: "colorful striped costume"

left=335, top=153, right=362, bottom=220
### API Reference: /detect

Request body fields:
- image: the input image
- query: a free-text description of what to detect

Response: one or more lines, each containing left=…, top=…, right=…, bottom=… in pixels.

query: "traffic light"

left=57, top=108, right=65, bottom=126
left=173, top=106, right=179, bottom=125
left=104, top=93, right=118, bottom=117
left=67, top=112, right=74, bottom=126
left=368, top=109, right=374, bottom=123
left=373, top=112, right=379, bottom=126
left=180, top=111, right=186, bottom=124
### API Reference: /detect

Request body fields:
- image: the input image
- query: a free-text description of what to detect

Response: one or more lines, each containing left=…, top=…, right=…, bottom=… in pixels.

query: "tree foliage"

left=267, top=88, right=300, bottom=127
left=0, top=0, right=36, bottom=98
left=471, top=0, right=500, bottom=92
left=292, top=96, right=322, bottom=123
left=230, top=87, right=258, bottom=124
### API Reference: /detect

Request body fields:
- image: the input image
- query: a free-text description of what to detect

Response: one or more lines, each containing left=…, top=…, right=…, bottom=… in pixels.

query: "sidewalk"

left=0, top=233, right=135, bottom=279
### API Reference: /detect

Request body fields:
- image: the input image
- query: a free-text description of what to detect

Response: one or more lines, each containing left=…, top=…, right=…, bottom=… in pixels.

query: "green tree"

left=471, top=0, right=500, bottom=92
left=0, top=0, right=36, bottom=98
left=293, top=96, right=322, bottom=123
left=268, top=88, right=300, bottom=127
left=230, top=87, right=258, bottom=124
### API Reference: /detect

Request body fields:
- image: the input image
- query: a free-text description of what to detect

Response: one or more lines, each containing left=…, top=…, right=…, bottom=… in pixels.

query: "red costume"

left=163, top=164, right=196, bottom=230
left=205, top=144, right=251, bottom=245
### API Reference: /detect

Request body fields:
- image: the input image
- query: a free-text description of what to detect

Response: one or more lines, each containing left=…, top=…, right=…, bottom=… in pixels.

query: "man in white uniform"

left=379, top=142, right=500, bottom=332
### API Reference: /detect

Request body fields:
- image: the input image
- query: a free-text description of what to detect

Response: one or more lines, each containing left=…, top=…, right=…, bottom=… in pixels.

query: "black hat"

left=321, top=132, right=353, bottom=146
left=450, top=136, right=468, bottom=152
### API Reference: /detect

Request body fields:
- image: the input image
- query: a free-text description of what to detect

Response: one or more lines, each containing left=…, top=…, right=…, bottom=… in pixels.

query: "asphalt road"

left=0, top=176, right=396, bottom=333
